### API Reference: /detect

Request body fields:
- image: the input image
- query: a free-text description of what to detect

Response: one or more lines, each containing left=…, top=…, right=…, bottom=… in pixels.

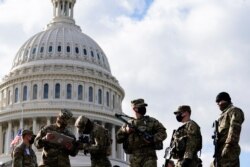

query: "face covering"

left=176, top=113, right=184, bottom=122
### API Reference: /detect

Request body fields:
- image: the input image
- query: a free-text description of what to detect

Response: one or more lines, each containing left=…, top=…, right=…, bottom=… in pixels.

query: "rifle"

left=163, top=130, right=176, bottom=167
left=212, top=120, right=219, bottom=167
left=77, top=134, right=90, bottom=155
left=115, top=114, right=154, bottom=143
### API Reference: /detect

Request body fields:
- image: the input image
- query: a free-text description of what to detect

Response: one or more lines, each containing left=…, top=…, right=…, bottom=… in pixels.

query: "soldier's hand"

left=122, top=125, right=134, bottom=134
left=181, top=158, right=192, bottom=167
left=222, top=144, right=230, bottom=157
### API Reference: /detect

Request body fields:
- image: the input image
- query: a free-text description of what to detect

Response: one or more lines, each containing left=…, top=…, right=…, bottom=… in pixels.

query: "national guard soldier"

left=34, top=109, right=79, bottom=167
left=211, top=92, right=245, bottom=167
left=116, top=98, right=167, bottom=167
left=75, top=115, right=112, bottom=167
left=12, top=129, right=38, bottom=167
left=172, top=105, right=202, bottom=167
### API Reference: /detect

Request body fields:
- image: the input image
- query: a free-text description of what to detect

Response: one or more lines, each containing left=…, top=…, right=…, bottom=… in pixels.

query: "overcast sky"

left=0, top=0, right=249, bottom=166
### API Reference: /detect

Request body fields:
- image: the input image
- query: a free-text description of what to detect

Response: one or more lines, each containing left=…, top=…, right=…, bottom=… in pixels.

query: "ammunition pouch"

left=153, top=141, right=163, bottom=150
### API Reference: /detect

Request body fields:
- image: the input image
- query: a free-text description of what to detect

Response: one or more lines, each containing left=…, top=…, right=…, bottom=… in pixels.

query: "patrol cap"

left=59, top=109, right=73, bottom=121
left=75, top=115, right=89, bottom=129
left=22, top=129, right=33, bottom=137
left=174, top=105, right=191, bottom=114
left=216, top=92, right=231, bottom=103
left=131, top=98, right=148, bottom=108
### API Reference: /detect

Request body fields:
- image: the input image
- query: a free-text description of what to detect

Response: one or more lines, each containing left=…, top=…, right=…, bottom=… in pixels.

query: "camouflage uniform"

left=172, top=105, right=202, bottom=167
left=173, top=120, right=202, bottom=167
left=116, top=100, right=167, bottom=167
left=75, top=116, right=112, bottom=167
left=34, top=110, right=78, bottom=167
left=12, top=142, right=38, bottom=167
left=211, top=104, right=244, bottom=167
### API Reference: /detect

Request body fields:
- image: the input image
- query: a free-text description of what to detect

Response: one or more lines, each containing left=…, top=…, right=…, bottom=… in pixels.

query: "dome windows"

left=98, top=89, right=102, bottom=104
left=23, top=86, right=28, bottom=101
left=91, top=50, right=94, bottom=57
left=75, top=47, right=79, bottom=54
left=32, top=48, right=36, bottom=54
left=14, top=88, right=18, bottom=103
left=43, top=84, right=49, bottom=99
left=40, top=47, right=44, bottom=53
left=78, top=85, right=83, bottom=100
left=33, top=84, right=38, bottom=100
left=83, top=48, right=87, bottom=55
left=67, top=46, right=70, bottom=53
left=48, top=46, right=53, bottom=53
left=55, top=83, right=60, bottom=99
left=88, top=86, right=93, bottom=102
left=66, top=84, right=72, bottom=99
left=57, top=45, right=62, bottom=52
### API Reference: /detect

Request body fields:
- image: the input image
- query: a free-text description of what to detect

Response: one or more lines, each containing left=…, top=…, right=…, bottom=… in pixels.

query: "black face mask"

left=176, top=113, right=184, bottom=122
left=29, top=135, right=36, bottom=145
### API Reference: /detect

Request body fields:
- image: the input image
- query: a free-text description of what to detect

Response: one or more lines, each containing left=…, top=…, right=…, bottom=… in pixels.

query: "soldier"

left=34, top=109, right=78, bottom=167
left=172, top=105, right=202, bottom=167
left=12, top=129, right=38, bottom=167
left=75, top=115, right=112, bottom=167
left=116, top=98, right=167, bottom=167
left=211, top=92, right=245, bottom=167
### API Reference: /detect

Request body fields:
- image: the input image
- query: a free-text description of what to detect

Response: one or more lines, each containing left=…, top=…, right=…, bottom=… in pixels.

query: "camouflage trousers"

left=91, top=156, right=111, bottom=167
left=176, top=156, right=202, bottom=167
left=129, top=153, right=157, bottom=167
left=210, top=145, right=240, bottom=167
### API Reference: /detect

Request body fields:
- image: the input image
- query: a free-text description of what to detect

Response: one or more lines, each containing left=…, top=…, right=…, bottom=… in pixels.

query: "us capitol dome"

left=0, top=0, right=127, bottom=166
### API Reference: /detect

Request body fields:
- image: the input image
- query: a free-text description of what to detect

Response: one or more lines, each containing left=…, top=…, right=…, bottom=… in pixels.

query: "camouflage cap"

left=131, top=98, right=148, bottom=108
left=22, top=129, right=33, bottom=137
left=75, top=115, right=89, bottom=129
left=59, top=109, right=73, bottom=121
left=174, top=105, right=191, bottom=114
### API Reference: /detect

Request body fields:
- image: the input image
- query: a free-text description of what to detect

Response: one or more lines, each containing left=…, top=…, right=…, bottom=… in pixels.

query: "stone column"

left=0, top=124, right=3, bottom=154
left=32, top=118, right=37, bottom=134
left=47, top=117, right=51, bottom=125
left=6, top=121, right=12, bottom=154
left=112, top=125, right=116, bottom=159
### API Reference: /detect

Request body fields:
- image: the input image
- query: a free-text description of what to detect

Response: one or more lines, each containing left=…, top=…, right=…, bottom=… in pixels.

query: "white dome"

left=12, top=22, right=111, bottom=73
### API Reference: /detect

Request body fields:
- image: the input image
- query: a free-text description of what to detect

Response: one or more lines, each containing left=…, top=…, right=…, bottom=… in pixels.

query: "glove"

left=181, top=158, right=192, bottom=167
left=222, top=144, right=230, bottom=157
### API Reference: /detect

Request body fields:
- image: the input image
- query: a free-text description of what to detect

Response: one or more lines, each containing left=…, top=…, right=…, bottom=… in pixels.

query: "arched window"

left=23, top=86, right=28, bottom=101
left=88, top=86, right=93, bottom=102
left=67, top=46, right=70, bottom=53
left=83, top=49, right=87, bottom=55
left=106, top=92, right=110, bottom=107
left=78, top=85, right=83, bottom=100
left=55, top=83, right=60, bottom=99
left=75, top=47, right=79, bottom=54
left=67, top=84, right=72, bottom=99
left=7, top=90, right=11, bottom=104
left=49, top=46, right=53, bottom=52
left=40, top=47, right=44, bottom=53
left=91, top=51, right=94, bottom=57
left=43, top=84, right=49, bottom=99
left=98, top=89, right=102, bottom=104
left=15, top=88, right=18, bottom=103
left=33, top=84, right=38, bottom=100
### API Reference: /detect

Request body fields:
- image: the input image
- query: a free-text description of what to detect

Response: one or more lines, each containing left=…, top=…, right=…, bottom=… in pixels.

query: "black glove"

left=181, top=158, right=192, bottom=167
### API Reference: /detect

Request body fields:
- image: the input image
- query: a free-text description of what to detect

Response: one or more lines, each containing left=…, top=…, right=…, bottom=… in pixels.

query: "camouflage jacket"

left=87, top=123, right=111, bottom=157
left=172, top=120, right=202, bottom=159
left=34, top=124, right=78, bottom=167
left=116, top=115, right=167, bottom=154
left=218, top=104, right=244, bottom=147
left=12, top=142, right=38, bottom=167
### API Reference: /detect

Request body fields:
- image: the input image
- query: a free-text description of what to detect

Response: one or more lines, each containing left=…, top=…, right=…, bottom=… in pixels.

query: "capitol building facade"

left=0, top=0, right=128, bottom=166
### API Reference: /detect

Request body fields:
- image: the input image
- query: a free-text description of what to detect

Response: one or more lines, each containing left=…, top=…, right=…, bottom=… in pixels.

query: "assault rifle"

left=163, top=130, right=176, bottom=167
left=212, top=120, right=219, bottom=167
left=115, top=114, right=163, bottom=150
left=78, top=134, right=90, bottom=155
